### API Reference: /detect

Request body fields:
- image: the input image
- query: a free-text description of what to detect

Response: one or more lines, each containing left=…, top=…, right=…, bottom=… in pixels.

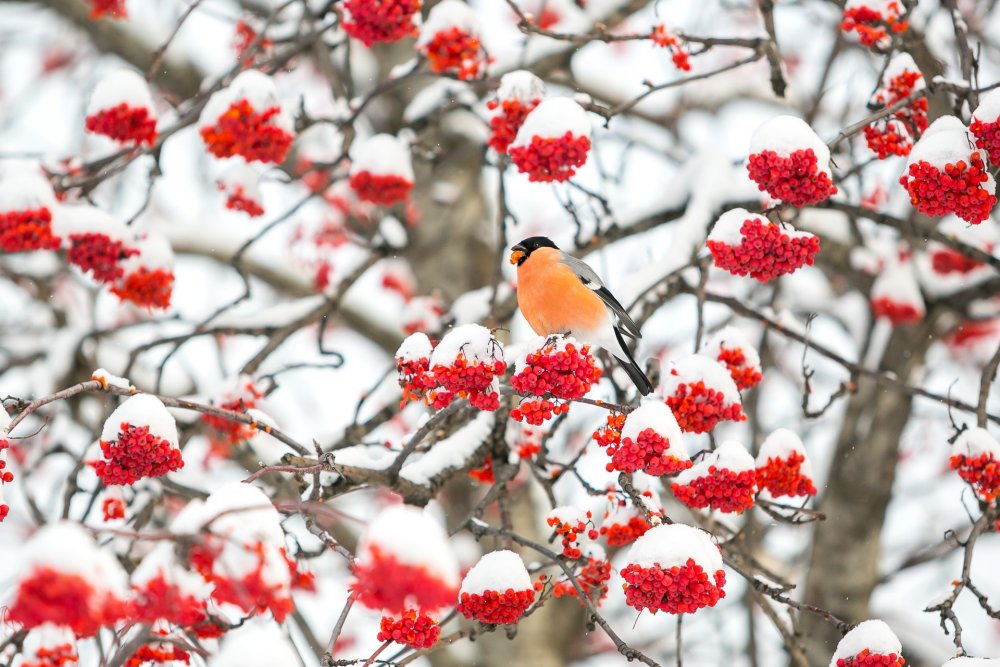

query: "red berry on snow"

left=755, top=429, right=817, bottom=498
left=417, top=0, right=489, bottom=80
left=747, top=116, right=837, bottom=207
left=870, top=261, right=925, bottom=325
left=508, top=98, right=591, bottom=183
left=602, top=400, right=691, bottom=475
left=85, top=70, right=157, bottom=146
left=831, top=620, right=905, bottom=667
left=672, top=440, right=757, bottom=514
left=377, top=609, right=441, bottom=649
left=0, top=172, right=60, bottom=254
left=199, top=71, right=294, bottom=165
left=863, top=55, right=927, bottom=159
left=457, top=550, right=535, bottom=625
left=708, top=209, right=820, bottom=283
left=970, top=88, right=1000, bottom=167
left=701, top=326, right=763, bottom=391
left=349, top=134, right=414, bottom=206
left=662, top=355, right=746, bottom=434
left=93, top=395, right=183, bottom=486
left=487, top=71, right=544, bottom=154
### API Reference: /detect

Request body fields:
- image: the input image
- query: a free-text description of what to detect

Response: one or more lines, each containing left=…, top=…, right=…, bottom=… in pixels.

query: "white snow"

left=660, top=354, right=743, bottom=404
left=830, top=619, right=903, bottom=665
left=356, top=504, right=460, bottom=585
left=907, top=117, right=990, bottom=178
left=91, top=368, right=133, bottom=391
left=972, top=88, right=1000, bottom=125
left=51, top=205, right=131, bottom=243
left=953, top=427, right=1000, bottom=459
left=349, top=133, right=414, bottom=181
left=376, top=215, right=408, bottom=249
left=396, top=332, right=433, bottom=362
left=199, top=70, right=292, bottom=134
left=871, top=261, right=925, bottom=316
left=400, top=412, right=495, bottom=484
left=404, top=80, right=476, bottom=123
left=496, top=70, right=545, bottom=103
left=625, top=522, right=724, bottom=573
left=332, top=444, right=395, bottom=470
left=883, top=53, right=923, bottom=88
left=702, top=326, right=762, bottom=372
left=547, top=505, right=589, bottom=527
left=245, top=409, right=285, bottom=466
left=218, top=164, right=262, bottom=201
left=16, top=624, right=77, bottom=667
left=87, top=69, right=156, bottom=116
left=295, top=122, right=343, bottom=163
left=709, top=208, right=766, bottom=246
left=210, top=620, right=300, bottom=667
left=748, top=115, right=832, bottom=177
left=620, top=399, right=686, bottom=458
left=121, top=232, right=175, bottom=273
left=511, top=97, right=591, bottom=148
left=417, top=0, right=481, bottom=48
left=757, top=428, right=809, bottom=466
left=0, top=169, right=56, bottom=212
left=459, top=549, right=532, bottom=595
left=430, top=323, right=502, bottom=367
left=100, top=393, right=178, bottom=446
left=675, top=440, right=756, bottom=485
left=21, top=521, right=129, bottom=597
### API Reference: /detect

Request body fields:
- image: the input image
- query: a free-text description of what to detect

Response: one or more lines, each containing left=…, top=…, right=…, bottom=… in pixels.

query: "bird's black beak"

left=509, top=244, right=527, bottom=266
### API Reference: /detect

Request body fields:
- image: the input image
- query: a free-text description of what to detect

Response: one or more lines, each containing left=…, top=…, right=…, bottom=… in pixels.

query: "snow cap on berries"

left=829, top=619, right=904, bottom=667
left=8, top=521, right=129, bottom=636
left=296, top=122, right=344, bottom=164
left=417, top=0, right=487, bottom=80
left=870, top=260, right=925, bottom=325
left=509, top=97, right=592, bottom=182
left=16, top=624, right=78, bottom=667
left=353, top=504, right=460, bottom=613
left=85, top=69, right=157, bottom=146
left=101, top=393, right=178, bottom=445
left=428, top=325, right=506, bottom=411
left=95, top=394, right=182, bottom=486
left=458, top=550, right=535, bottom=624
left=52, top=205, right=136, bottom=284
left=971, top=88, right=1000, bottom=166
left=212, top=619, right=301, bottom=667
left=673, top=440, right=757, bottom=514
left=603, top=399, right=690, bottom=475
left=487, top=71, right=545, bottom=154
left=755, top=428, right=817, bottom=498
left=661, top=354, right=745, bottom=433
left=431, top=324, right=503, bottom=367
left=198, top=70, right=294, bottom=164
left=707, top=208, right=820, bottom=283
left=747, top=116, right=837, bottom=206
left=349, top=133, right=414, bottom=206
left=497, top=70, right=545, bottom=105
left=0, top=167, right=60, bottom=253
left=111, top=232, right=175, bottom=310
left=701, top=326, right=763, bottom=390
left=217, top=164, right=264, bottom=217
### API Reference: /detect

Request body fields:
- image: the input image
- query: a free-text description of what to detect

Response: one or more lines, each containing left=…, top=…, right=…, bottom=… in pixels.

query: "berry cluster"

left=132, top=572, right=208, bottom=627
left=546, top=511, right=594, bottom=559
left=110, top=267, right=174, bottom=310
left=487, top=97, right=539, bottom=154
left=421, top=27, right=487, bottom=80
left=840, top=2, right=907, bottom=47
left=603, top=427, right=692, bottom=476
left=8, top=566, right=128, bottom=636
left=429, top=354, right=507, bottom=411
left=200, top=99, right=293, bottom=164
left=756, top=451, right=817, bottom=498
left=102, top=496, right=125, bottom=521
left=127, top=643, right=191, bottom=667
left=88, top=0, right=127, bottom=19
left=672, top=466, right=757, bottom=513
left=900, top=153, right=997, bottom=224
left=457, top=588, right=535, bottom=625
left=397, top=354, right=437, bottom=407
left=552, top=556, right=611, bottom=606
left=509, top=133, right=591, bottom=183
left=746, top=149, right=837, bottom=207
left=344, top=0, right=421, bottom=46
left=93, top=422, right=184, bottom=486
left=348, top=170, right=413, bottom=206
left=510, top=398, right=568, bottom=425
left=220, top=184, right=264, bottom=217
left=864, top=70, right=927, bottom=159
left=600, top=514, right=652, bottom=547
left=592, top=413, right=626, bottom=449
left=949, top=452, right=999, bottom=502
left=202, top=381, right=263, bottom=454
left=377, top=610, right=440, bottom=649
left=67, top=233, right=137, bottom=284
left=511, top=339, right=602, bottom=399
left=931, top=247, right=984, bottom=275
left=650, top=25, right=691, bottom=71
left=209, top=541, right=294, bottom=622
left=21, top=642, right=78, bottom=667
left=665, top=381, right=746, bottom=433
left=708, top=217, right=820, bottom=283
left=870, top=296, right=923, bottom=325
left=85, top=104, right=157, bottom=146
left=716, top=346, right=762, bottom=391
left=352, top=545, right=458, bottom=613
left=0, top=207, right=60, bottom=253
left=0, top=438, right=11, bottom=523
left=835, top=649, right=905, bottom=667
left=621, top=559, right=726, bottom=615
left=971, top=116, right=1000, bottom=166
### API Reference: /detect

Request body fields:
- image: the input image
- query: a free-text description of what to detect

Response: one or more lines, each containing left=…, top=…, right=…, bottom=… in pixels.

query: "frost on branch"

left=217, top=164, right=264, bottom=217
left=351, top=504, right=460, bottom=613
left=52, top=205, right=136, bottom=284
left=746, top=116, right=837, bottom=207
left=509, top=97, right=591, bottom=183
left=342, top=0, right=421, bottom=47
left=93, top=394, right=182, bottom=486
left=900, top=116, right=997, bottom=224
left=7, top=521, right=129, bottom=636
left=349, top=133, right=414, bottom=206
left=487, top=71, right=544, bottom=154
left=400, top=412, right=494, bottom=484
left=110, top=232, right=175, bottom=310
left=601, top=399, right=690, bottom=475
left=661, top=354, right=746, bottom=433
left=829, top=619, right=904, bottom=667
left=509, top=335, right=601, bottom=425
left=0, top=168, right=60, bottom=253
left=85, top=69, right=157, bottom=147
left=428, top=324, right=506, bottom=411
left=864, top=54, right=927, bottom=159
left=949, top=427, right=1000, bottom=502
left=622, top=523, right=726, bottom=615
left=840, top=0, right=907, bottom=48
left=417, top=0, right=489, bottom=80
left=755, top=428, right=817, bottom=498
left=457, top=550, right=535, bottom=624
left=131, top=542, right=210, bottom=627
left=672, top=440, right=758, bottom=514
left=700, top=326, right=763, bottom=391
left=708, top=208, right=820, bottom=283
left=199, top=70, right=294, bottom=164
left=971, top=88, right=1000, bottom=167
left=870, top=260, right=925, bottom=326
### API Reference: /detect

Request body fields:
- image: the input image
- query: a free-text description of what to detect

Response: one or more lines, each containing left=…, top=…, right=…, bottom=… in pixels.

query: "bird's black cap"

left=510, top=236, right=558, bottom=265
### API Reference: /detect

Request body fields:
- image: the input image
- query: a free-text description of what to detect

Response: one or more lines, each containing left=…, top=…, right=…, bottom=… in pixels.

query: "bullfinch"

left=510, top=236, right=653, bottom=395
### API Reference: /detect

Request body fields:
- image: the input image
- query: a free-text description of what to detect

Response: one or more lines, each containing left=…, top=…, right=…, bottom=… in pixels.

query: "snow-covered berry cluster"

left=109, top=234, right=175, bottom=310
left=622, top=524, right=726, bottom=615
left=840, top=0, right=907, bottom=48
left=546, top=506, right=594, bottom=559
left=600, top=497, right=655, bottom=546
left=217, top=164, right=264, bottom=217
left=417, top=0, right=489, bottom=80
left=600, top=400, right=691, bottom=475
left=487, top=71, right=544, bottom=154
left=54, top=206, right=138, bottom=285
left=971, top=89, right=1000, bottom=167
left=85, top=69, right=157, bottom=147
left=0, top=171, right=60, bottom=254
left=864, top=55, right=927, bottom=159
left=900, top=116, right=997, bottom=224
left=202, top=378, right=264, bottom=457
left=377, top=610, right=440, bottom=649
left=349, top=133, right=414, bottom=206
left=551, top=548, right=611, bottom=606
left=199, top=71, right=294, bottom=164
left=830, top=620, right=905, bottom=667
left=755, top=429, right=817, bottom=498
left=672, top=441, right=757, bottom=514
left=651, top=25, right=691, bottom=71
left=662, top=355, right=746, bottom=433
left=93, top=395, right=183, bottom=486
left=403, top=325, right=507, bottom=411
left=701, top=326, right=762, bottom=391
left=510, top=335, right=601, bottom=424
left=343, top=0, right=421, bottom=46
left=949, top=427, right=1000, bottom=502
left=708, top=209, right=820, bottom=283
left=508, top=98, right=591, bottom=182
left=870, top=261, right=925, bottom=325
left=747, top=116, right=837, bottom=206
left=458, top=550, right=535, bottom=625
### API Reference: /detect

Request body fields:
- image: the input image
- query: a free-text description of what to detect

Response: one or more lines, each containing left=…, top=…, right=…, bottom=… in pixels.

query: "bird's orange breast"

left=516, top=248, right=607, bottom=336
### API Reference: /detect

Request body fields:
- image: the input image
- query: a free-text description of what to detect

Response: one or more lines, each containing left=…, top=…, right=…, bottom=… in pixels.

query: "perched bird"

left=510, top=236, right=653, bottom=395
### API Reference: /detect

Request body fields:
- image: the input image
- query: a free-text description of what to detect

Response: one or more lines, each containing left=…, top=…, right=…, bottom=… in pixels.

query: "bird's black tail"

left=613, top=328, right=654, bottom=396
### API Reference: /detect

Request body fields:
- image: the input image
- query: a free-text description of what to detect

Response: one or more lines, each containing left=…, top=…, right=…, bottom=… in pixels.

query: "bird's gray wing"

left=559, top=254, right=643, bottom=339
